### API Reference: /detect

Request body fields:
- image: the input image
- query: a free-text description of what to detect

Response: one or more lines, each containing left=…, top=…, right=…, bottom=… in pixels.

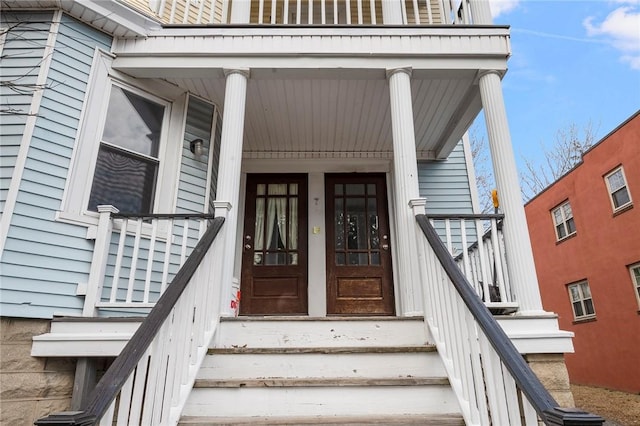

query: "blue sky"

left=484, top=0, right=640, bottom=169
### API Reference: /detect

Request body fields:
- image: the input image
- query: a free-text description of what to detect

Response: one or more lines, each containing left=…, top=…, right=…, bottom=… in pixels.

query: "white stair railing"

left=36, top=217, right=226, bottom=426
left=83, top=206, right=214, bottom=316
left=427, top=214, right=517, bottom=313
left=415, top=213, right=604, bottom=426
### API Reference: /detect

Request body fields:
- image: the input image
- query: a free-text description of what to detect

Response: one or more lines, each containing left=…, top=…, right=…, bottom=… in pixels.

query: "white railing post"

left=83, top=205, right=118, bottom=316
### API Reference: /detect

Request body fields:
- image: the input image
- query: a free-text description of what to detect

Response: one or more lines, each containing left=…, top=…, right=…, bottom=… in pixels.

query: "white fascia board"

left=31, top=333, right=133, bottom=357
left=63, top=0, right=162, bottom=36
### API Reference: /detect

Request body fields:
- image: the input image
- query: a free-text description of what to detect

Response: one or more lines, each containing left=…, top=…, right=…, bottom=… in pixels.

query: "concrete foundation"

left=1, top=318, right=75, bottom=426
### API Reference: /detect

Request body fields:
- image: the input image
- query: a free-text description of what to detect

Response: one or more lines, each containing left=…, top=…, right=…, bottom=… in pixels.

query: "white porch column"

left=387, top=67, right=423, bottom=316
left=381, top=0, right=403, bottom=24
left=469, top=0, right=493, bottom=24
left=216, top=68, right=249, bottom=316
left=478, top=70, right=545, bottom=314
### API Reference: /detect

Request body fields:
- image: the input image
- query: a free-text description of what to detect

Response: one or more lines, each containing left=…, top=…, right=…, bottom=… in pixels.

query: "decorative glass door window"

left=253, top=183, right=299, bottom=265
left=88, top=85, right=165, bottom=214
left=333, top=183, right=381, bottom=266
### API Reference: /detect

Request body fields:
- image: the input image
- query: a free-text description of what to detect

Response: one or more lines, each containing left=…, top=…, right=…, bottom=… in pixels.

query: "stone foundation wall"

left=1, top=318, right=76, bottom=426
left=526, top=353, right=575, bottom=408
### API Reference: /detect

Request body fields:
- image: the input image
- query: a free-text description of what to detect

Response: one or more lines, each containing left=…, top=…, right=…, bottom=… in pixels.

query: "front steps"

left=180, top=317, right=463, bottom=425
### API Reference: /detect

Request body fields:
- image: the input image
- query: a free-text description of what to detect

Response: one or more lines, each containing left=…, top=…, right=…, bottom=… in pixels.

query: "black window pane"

left=102, top=86, right=164, bottom=157
left=88, top=146, right=157, bottom=214
left=612, top=188, right=630, bottom=208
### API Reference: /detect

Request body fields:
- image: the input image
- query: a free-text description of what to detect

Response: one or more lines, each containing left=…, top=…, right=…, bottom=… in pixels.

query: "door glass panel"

left=367, top=183, right=376, bottom=195
left=346, top=198, right=366, bottom=250
left=335, top=184, right=343, bottom=195
left=335, top=253, right=346, bottom=265
left=254, top=198, right=265, bottom=250
left=349, top=253, right=369, bottom=265
left=253, top=182, right=299, bottom=266
left=368, top=197, right=379, bottom=249
left=335, top=199, right=345, bottom=249
left=371, top=252, right=380, bottom=265
left=346, top=184, right=365, bottom=195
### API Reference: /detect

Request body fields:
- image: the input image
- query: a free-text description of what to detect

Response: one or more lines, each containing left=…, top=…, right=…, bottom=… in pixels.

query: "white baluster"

left=125, top=218, right=143, bottom=303
left=143, top=219, right=158, bottom=304
left=110, top=218, right=128, bottom=303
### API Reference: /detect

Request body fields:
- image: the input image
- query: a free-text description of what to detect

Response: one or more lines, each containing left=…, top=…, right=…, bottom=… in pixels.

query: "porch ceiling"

left=168, top=68, right=482, bottom=159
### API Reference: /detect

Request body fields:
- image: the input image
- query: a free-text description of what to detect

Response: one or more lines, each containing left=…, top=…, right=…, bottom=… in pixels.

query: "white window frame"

left=630, top=262, right=640, bottom=310
left=58, top=49, right=186, bottom=228
left=604, top=166, right=632, bottom=212
left=567, top=280, right=596, bottom=321
left=551, top=200, right=576, bottom=241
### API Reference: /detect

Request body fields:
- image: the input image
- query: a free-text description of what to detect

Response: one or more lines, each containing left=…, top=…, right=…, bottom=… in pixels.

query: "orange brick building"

left=525, top=111, right=640, bottom=393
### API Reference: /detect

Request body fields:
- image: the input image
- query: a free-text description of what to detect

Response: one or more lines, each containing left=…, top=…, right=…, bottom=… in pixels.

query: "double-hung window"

left=630, top=263, right=640, bottom=309
left=568, top=281, right=595, bottom=321
left=552, top=201, right=576, bottom=241
left=605, top=167, right=632, bottom=212
left=58, top=49, right=185, bottom=227
left=88, top=85, right=166, bottom=214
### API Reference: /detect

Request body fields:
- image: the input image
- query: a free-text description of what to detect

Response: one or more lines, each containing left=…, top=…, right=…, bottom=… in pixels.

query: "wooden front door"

left=240, top=174, right=308, bottom=315
left=325, top=174, right=394, bottom=315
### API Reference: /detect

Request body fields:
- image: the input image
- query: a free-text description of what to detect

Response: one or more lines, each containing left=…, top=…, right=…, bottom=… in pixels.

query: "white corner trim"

left=0, top=11, right=62, bottom=259
left=70, top=0, right=162, bottom=36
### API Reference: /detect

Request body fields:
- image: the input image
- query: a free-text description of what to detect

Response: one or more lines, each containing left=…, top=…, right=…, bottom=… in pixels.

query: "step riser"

left=183, top=386, right=459, bottom=418
left=198, top=352, right=445, bottom=380
left=214, top=319, right=428, bottom=348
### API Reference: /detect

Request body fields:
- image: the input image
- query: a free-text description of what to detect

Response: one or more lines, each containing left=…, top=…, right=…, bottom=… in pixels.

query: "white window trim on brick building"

left=605, top=166, right=632, bottom=213
left=551, top=200, right=576, bottom=241
left=568, top=280, right=596, bottom=321
left=630, top=263, right=640, bottom=310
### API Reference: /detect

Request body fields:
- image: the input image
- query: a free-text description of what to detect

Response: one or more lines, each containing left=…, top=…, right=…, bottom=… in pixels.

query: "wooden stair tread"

left=179, top=413, right=464, bottom=425
left=194, top=376, right=449, bottom=388
left=208, top=345, right=436, bottom=355
left=221, top=316, right=425, bottom=322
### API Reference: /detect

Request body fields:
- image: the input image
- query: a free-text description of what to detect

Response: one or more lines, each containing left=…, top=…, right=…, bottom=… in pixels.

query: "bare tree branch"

left=520, top=121, right=599, bottom=201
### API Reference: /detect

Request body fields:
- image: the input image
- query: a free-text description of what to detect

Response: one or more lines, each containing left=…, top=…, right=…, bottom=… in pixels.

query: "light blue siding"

left=418, top=142, right=474, bottom=215
left=418, top=141, right=475, bottom=253
left=0, top=12, right=53, bottom=213
left=0, top=13, right=112, bottom=319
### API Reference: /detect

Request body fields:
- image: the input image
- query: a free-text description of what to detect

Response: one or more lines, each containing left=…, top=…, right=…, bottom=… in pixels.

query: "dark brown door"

left=325, top=174, right=394, bottom=315
left=240, top=174, right=308, bottom=315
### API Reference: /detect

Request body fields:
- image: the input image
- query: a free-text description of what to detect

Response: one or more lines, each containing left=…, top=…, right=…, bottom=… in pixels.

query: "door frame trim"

left=237, top=159, right=401, bottom=316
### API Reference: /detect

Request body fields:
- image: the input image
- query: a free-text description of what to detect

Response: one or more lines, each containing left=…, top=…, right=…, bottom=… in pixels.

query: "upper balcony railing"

left=125, top=0, right=484, bottom=26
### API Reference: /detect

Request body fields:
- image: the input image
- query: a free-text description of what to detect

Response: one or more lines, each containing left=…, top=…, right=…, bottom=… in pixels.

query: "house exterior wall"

left=0, top=12, right=113, bottom=319
left=0, top=12, right=53, bottom=214
left=0, top=13, right=218, bottom=320
left=418, top=142, right=474, bottom=215
left=525, top=111, right=640, bottom=393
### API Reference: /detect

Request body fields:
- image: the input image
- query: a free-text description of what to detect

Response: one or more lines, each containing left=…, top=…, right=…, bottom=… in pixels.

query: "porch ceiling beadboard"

left=112, top=28, right=509, bottom=159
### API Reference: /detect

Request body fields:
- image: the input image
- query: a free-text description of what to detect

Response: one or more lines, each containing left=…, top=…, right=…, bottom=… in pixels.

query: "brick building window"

left=568, top=281, right=595, bottom=321
left=605, top=167, right=632, bottom=212
left=552, top=201, right=576, bottom=241
left=630, top=263, right=640, bottom=309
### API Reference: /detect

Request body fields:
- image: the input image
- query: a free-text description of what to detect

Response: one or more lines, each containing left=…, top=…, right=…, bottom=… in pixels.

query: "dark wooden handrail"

left=35, top=216, right=225, bottom=426
left=112, top=212, right=215, bottom=220
left=415, top=214, right=603, bottom=426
